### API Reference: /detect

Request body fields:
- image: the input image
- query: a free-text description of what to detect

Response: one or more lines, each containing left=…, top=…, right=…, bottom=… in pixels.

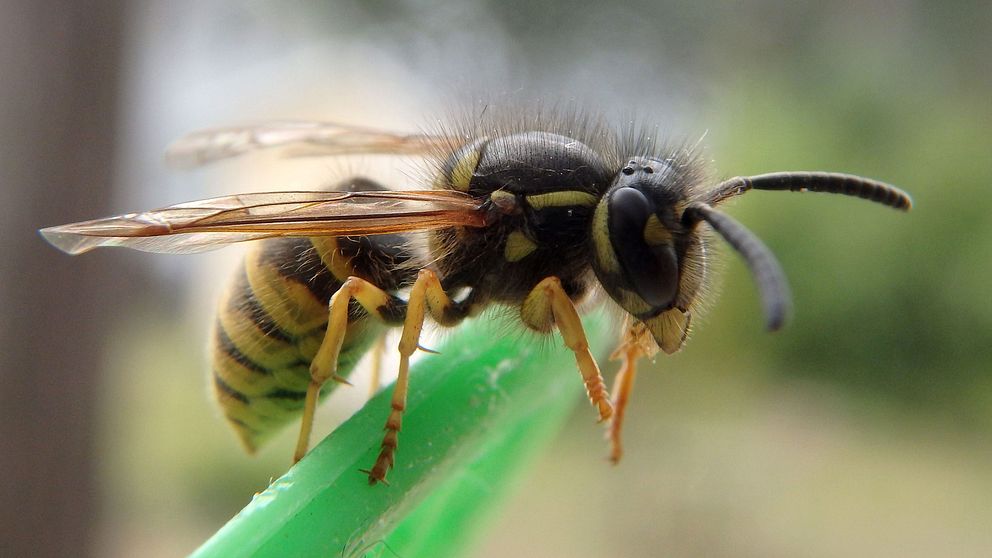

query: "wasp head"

left=590, top=156, right=706, bottom=354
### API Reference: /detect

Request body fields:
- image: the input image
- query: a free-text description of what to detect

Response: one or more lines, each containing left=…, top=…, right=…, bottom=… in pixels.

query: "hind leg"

left=294, top=277, right=403, bottom=463
left=363, top=269, right=469, bottom=485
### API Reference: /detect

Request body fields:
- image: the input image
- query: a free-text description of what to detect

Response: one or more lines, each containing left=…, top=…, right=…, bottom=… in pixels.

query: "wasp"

left=41, top=112, right=912, bottom=484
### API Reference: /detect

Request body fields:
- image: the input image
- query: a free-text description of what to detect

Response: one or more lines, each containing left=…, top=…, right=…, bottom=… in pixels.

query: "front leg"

left=606, top=319, right=658, bottom=464
left=521, top=277, right=613, bottom=422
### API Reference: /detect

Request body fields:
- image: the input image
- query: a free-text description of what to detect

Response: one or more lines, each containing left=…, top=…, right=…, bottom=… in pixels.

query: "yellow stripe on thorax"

left=525, top=190, right=598, bottom=210
left=438, top=147, right=482, bottom=191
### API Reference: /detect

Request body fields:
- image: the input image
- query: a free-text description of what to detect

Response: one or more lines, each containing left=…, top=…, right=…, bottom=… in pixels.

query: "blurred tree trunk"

left=0, top=1, right=128, bottom=556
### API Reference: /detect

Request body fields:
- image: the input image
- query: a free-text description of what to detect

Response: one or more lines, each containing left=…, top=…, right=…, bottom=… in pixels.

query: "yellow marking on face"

left=643, top=214, right=673, bottom=246
left=504, top=230, right=538, bottom=262
left=446, top=147, right=483, bottom=191
left=592, top=202, right=620, bottom=274
left=525, top=190, right=598, bottom=210
left=616, top=286, right=652, bottom=315
left=643, top=308, right=691, bottom=354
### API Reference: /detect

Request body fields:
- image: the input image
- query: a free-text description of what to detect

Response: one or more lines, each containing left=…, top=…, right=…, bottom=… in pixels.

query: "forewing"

left=40, top=190, right=487, bottom=255
left=166, top=121, right=461, bottom=168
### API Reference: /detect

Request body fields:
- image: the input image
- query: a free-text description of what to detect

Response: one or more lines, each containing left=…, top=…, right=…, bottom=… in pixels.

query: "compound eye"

left=608, top=187, right=679, bottom=310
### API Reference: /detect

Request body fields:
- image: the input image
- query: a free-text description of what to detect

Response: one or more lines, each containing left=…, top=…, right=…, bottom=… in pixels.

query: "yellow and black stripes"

left=212, top=232, right=416, bottom=453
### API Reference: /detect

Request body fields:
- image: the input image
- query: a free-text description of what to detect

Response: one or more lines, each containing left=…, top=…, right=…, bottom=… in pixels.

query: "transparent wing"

left=40, top=190, right=487, bottom=255
left=166, top=121, right=461, bottom=168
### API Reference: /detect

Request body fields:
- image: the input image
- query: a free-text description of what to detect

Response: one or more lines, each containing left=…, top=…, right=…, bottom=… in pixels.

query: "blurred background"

left=2, top=0, right=990, bottom=556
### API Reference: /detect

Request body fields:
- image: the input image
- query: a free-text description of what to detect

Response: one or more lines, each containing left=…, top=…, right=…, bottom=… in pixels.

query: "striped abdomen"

left=212, top=234, right=414, bottom=452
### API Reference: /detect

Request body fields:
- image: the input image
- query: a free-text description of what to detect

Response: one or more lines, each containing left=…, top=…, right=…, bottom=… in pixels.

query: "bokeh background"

left=2, top=1, right=991, bottom=557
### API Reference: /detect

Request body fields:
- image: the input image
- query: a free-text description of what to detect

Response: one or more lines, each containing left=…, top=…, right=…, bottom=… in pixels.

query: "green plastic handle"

left=190, top=313, right=611, bottom=558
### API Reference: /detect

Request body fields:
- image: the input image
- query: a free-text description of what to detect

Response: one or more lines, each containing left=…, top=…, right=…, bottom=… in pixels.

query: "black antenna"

left=682, top=202, right=791, bottom=331
left=704, top=172, right=913, bottom=210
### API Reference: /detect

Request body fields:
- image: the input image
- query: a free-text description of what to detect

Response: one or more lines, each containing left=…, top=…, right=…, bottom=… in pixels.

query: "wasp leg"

left=293, top=277, right=400, bottom=463
left=522, top=277, right=613, bottom=422
left=606, top=320, right=657, bottom=464
left=365, top=268, right=465, bottom=485
left=367, top=332, right=387, bottom=400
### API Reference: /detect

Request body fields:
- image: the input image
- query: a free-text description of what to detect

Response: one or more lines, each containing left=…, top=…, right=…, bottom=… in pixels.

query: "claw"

left=330, top=374, right=352, bottom=386
left=416, top=343, right=441, bottom=355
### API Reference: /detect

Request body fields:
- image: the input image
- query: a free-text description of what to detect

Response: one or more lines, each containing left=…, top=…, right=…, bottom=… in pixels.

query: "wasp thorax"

left=449, top=131, right=609, bottom=196
left=591, top=157, right=693, bottom=353
left=432, top=131, right=614, bottom=304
